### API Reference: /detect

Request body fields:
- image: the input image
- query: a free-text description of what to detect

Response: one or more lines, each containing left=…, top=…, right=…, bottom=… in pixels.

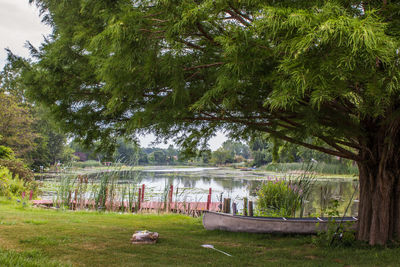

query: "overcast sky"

left=0, top=0, right=50, bottom=66
left=0, top=0, right=227, bottom=150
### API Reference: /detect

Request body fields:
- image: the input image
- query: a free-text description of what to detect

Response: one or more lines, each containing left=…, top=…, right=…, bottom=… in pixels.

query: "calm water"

left=40, top=167, right=359, bottom=216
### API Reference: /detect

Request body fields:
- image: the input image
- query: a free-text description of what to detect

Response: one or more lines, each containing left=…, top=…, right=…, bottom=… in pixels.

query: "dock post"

left=223, top=198, right=226, bottom=213
left=138, top=188, right=142, bottom=210
left=207, top=188, right=212, bottom=210
left=232, top=202, right=237, bottom=215
left=243, top=197, right=248, bottom=216
left=141, top=184, right=145, bottom=202
left=223, top=198, right=231, bottom=214
left=249, top=201, right=253, bottom=217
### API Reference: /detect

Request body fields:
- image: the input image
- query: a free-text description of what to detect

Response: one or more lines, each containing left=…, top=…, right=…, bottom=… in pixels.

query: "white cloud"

left=0, top=0, right=51, bottom=66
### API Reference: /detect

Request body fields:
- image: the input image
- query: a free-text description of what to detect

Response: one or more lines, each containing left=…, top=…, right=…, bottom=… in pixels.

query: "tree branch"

left=184, top=62, right=224, bottom=71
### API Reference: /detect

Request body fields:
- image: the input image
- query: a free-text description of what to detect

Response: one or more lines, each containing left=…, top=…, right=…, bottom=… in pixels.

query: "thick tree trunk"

left=357, top=120, right=400, bottom=245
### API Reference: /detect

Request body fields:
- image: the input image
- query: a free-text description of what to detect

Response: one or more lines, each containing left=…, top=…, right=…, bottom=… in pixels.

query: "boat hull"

left=203, top=211, right=357, bottom=234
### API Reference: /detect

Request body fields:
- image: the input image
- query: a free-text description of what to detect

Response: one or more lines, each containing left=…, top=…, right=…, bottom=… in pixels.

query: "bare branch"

left=224, top=10, right=251, bottom=27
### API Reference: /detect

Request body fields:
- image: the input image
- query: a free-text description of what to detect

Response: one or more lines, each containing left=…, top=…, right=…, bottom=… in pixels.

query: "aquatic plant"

left=54, top=174, right=75, bottom=209
left=256, top=171, right=315, bottom=217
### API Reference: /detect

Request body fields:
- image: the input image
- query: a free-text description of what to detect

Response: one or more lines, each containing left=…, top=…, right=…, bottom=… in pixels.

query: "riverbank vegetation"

left=0, top=199, right=399, bottom=267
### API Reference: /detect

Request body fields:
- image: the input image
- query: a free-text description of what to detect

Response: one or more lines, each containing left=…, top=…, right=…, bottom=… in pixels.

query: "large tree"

left=18, top=0, right=400, bottom=245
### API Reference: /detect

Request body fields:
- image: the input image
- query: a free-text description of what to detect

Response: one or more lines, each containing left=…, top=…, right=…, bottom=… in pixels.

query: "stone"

left=131, top=230, right=159, bottom=244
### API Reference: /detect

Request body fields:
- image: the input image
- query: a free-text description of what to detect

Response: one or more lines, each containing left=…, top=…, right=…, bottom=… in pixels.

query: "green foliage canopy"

left=18, top=0, right=398, bottom=161
left=17, top=0, right=400, bottom=245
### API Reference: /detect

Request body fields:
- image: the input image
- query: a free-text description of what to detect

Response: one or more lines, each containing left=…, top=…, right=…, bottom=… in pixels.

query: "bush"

left=0, top=167, right=12, bottom=197
left=256, top=171, right=314, bottom=217
left=0, top=167, right=33, bottom=198
left=0, top=159, right=34, bottom=183
left=312, top=220, right=356, bottom=247
left=256, top=180, right=302, bottom=217
left=312, top=200, right=356, bottom=247
left=0, top=145, right=15, bottom=160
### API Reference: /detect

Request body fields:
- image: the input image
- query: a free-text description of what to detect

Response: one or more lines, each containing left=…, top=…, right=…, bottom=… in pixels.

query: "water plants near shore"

left=256, top=172, right=315, bottom=217
left=264, top=162, right=359, bottom=176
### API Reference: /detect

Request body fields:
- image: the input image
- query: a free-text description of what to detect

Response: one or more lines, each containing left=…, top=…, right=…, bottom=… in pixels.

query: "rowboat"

left=202, top=211, right=357, bottom=234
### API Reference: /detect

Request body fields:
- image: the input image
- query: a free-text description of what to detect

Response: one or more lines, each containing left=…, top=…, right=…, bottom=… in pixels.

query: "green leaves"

left=15, top=0, right=399, bottom=161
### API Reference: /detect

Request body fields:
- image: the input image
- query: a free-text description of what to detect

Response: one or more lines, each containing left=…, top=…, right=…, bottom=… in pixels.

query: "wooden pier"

left=32, top=199, right=221, bottom=213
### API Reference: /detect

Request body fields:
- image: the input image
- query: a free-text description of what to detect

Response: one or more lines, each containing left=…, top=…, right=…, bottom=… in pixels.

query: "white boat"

left=203, top=211, right=357, bottom=234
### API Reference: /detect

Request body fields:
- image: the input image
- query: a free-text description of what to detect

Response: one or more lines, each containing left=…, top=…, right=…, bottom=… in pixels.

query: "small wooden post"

left=223, top=198, right=227, bottom=213
left=232, top=202, right=237, bottom=215
left=218, top=192, right=223, bottom=211
left=249, top=201, right=254, bottom=217
left=175, top=187, right=179, bottom=210
left=223, top=198, right=231, bottom=213
left=141, top=184, right=145, bottom=202
left=138, top=188, right=142, bottom=210
left=243, top=197, right=248, bottom=216
left=207, top=194, right=211, bottom=210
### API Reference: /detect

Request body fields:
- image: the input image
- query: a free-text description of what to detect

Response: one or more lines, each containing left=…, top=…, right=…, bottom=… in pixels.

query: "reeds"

left=256, top=168, right=315, bottom=218
left=264, top=162, right=358, bottom=175
left=52, top=167, right=208, bottom=216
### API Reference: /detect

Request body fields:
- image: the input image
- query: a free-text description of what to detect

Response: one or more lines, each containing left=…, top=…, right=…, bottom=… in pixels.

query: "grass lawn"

left=0, top=199, right=398, bottom=267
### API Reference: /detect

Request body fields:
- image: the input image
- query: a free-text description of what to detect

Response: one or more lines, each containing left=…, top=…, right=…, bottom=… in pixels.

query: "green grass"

left=0, top=249, right=66, bottom=267
left=0, top=199, right=399, bottom=266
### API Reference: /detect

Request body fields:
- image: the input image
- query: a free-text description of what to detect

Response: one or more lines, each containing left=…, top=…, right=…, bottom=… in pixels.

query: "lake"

left=39, top=166, right=359, bottom=216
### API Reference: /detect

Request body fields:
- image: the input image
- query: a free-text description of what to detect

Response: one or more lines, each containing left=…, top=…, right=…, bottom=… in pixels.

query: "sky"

left=0, top=0, right=227, bottom=150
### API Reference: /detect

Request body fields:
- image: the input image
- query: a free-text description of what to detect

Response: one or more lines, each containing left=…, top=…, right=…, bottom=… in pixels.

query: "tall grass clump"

left=54, top=175, right=75, bottom=209
left=256, top=170, right=314, bottom=217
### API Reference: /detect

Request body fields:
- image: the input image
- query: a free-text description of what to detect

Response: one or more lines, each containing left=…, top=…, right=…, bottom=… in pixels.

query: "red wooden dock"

left=32, top=199, right=221, bottom=212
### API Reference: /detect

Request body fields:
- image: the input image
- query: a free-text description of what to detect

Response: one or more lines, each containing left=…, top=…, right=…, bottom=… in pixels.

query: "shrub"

left=312, top=200, right=356, bottom=247
left=0, top=159, right=34, bottom=183
left=0, top=167, right=12, bottom=197
left=0, top=145, right=15, bottom=160
left=256, top=172, right=314, bottom=217
left=256, top=180, right=301, bottom=217
left=0, top=166, right=33, bottom=198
